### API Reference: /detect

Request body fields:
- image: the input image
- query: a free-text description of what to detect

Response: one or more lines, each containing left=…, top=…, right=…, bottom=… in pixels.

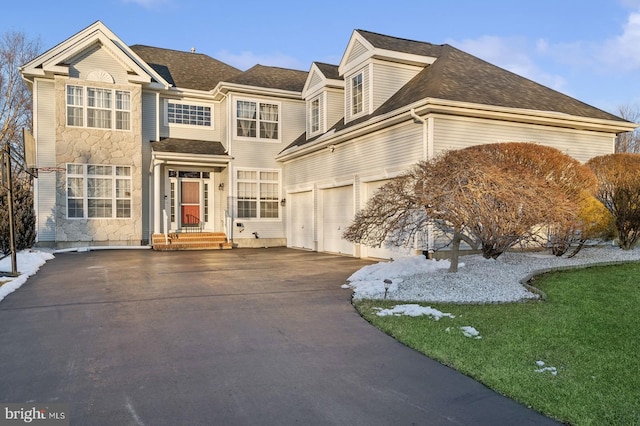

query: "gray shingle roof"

left=284, top=32, right=628, bottom=152
left=151, top=138, right=229, bottom=156
left=130, top=45, right=242, bottom=91
left=356, top=29, right=443, bottom=58
left=314, top=62, right=341, bottom=80
left=374, top=44, right=623, bottom=121
left=225, top=64, right=308, bottom=92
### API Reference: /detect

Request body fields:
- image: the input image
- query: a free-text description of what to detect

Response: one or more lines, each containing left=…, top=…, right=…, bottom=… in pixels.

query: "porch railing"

left=183, top=214, right=203, bottom=232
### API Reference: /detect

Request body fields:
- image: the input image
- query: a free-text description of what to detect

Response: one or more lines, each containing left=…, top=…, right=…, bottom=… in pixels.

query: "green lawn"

left=354, top=262, right=640, bottom=425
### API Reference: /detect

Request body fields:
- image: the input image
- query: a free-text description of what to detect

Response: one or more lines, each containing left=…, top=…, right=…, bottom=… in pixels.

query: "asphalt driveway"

left=0, top=248, right=558, bottom=425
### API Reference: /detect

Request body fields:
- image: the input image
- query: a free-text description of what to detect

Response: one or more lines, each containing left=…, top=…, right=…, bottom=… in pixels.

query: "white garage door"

left=363, top=180, right=412, bottom=260
left=322, top=185, right=354, bottom=255
left=289, top=191, right=314, bottom=250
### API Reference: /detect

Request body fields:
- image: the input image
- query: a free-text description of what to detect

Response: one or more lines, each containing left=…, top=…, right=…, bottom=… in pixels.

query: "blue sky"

left=3, top=0, right=640, bottom=116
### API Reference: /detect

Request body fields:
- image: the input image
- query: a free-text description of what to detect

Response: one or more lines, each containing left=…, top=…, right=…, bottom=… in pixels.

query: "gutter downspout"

left=410, top=108, right=429, bottom=161
left=409, top=108, right=434, bottom=255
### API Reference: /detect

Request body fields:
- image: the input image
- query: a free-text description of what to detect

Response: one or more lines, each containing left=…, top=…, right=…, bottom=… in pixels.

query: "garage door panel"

left=322, top=186, right=354, bottom=255
left=290, top=191, right=314, bottom=250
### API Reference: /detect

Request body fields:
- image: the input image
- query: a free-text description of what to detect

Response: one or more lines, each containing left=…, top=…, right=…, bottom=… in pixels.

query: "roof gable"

left=338, top=30, right=440, bottom=76
left=20, top=21, right=168, bottom=88
left=301, top=62, right=344, bottom=99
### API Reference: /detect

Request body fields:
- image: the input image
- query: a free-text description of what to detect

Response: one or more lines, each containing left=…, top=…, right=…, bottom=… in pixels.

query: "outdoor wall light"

left=218, top=183, right=224, bottom=191
left=383, top=279, right=392, bottom=299
left=280, top=198, right=286, bottom=207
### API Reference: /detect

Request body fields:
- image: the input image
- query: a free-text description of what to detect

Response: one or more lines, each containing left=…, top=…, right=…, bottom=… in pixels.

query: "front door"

left=181, top=181, right=200, bottom=228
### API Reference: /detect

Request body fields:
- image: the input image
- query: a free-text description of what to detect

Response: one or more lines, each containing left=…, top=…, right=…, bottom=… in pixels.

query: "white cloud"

left=215, top=50, right=303, bottom=71
left=599, top=11, right=640, bottom=70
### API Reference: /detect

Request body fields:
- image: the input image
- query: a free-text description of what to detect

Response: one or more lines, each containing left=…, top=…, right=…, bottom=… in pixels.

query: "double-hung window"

left=67, top=164, right=132, bottom=219
left=237, top=169, right=280, bottom=219
left=66, top=85, right=131, bottom=131
left=310, top=98, right=320, bottom=133
left=236, top=100, right=279, bottom=140
left=351, top=73, right=363, bottom=116
left=166, top=101, right=212, bottom=127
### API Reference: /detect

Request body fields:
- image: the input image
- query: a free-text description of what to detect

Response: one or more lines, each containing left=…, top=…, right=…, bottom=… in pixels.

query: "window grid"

left=351, top=73, right=363, bottom=115
left=65, top=85, right=131, bottom=131
left=310, top=99, right=320, bottom=133
left=167, top=101, right=212, bottom=127
left=236, top=100, right=279, bottom=140
left=236, top=169, right=280, bottom=219
left=66, top=164, right=132, bottom=219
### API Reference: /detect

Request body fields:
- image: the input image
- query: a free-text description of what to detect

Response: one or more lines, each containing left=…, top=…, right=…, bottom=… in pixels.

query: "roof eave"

left=276, top=98, right=637, bottom=162
left=417, top=98, right=638, bottom=134
left=215, top=82, right=303, bottom=100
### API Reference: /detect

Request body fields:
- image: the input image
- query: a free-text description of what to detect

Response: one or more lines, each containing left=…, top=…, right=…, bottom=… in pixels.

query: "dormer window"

left=351, top=73, right=363, bottom=115
left=311, top=98, right=320, bottom=133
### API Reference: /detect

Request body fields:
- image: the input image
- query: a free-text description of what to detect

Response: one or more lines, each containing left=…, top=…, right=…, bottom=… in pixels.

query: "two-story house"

left=20, top=21, right=636, bottom=258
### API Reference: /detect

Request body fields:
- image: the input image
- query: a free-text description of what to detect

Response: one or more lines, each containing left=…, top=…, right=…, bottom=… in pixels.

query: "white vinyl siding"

left=325, top=89, right=344, bottom=130
left=284, top=122, right=423, bottom=186
left=345, top=39, right=369, bottom=67
left=232, top=96, right=305, bottom=169
left=371, top=62, right=422, bottom=111
left=433, top=116, right=615, bottom=163
left=35, top=80, right=57, bottom=241
left=141, top=92, right=157, bottom=242
left=69, top=45, right=130, bottom=84
left=308, top=70, right=323, bottom=88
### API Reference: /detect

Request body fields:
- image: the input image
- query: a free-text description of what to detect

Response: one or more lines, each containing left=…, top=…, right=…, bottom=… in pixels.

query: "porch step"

left=152, top=232, right=233, bottom=251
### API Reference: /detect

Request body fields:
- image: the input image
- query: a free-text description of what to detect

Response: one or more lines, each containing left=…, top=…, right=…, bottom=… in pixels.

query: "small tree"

left=548, top=195, right=614, bottom=257
left=0, top=31, right=41, bottom=253
left=587, top=153, right=640, bottom=249
left=0, top=173, right=36, bottom=254
left=616, top=104, right=640, bottom=153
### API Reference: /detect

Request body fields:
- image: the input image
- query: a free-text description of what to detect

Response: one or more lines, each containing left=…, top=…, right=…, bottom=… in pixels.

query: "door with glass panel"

left=180, top=180, right=200, bottom=230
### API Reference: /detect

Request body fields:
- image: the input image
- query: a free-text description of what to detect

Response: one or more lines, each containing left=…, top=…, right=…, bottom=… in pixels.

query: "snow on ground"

left=346, top=245, right=640, bottom=303
left=535, top=360, right=558, bottom=376
left=373, top=304, right=455, bottom=320
left=459, top=326, right=482, bottom=339
left=0, top=250, right=55, bottom=303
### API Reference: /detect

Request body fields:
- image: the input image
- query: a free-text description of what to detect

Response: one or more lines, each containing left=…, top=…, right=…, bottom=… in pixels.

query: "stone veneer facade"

left=53, top=76, right=144, bottom=247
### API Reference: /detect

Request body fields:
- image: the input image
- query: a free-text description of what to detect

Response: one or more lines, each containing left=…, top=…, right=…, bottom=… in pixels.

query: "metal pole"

left=4, top=145, right=18, bottom=276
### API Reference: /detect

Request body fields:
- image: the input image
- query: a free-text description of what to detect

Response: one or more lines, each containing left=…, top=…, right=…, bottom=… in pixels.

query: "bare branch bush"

left=616, top=104, right=640, bottom=153
left=587, top=153, right=640, bottom=249
left=345, top=142, right=594, bottom=272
